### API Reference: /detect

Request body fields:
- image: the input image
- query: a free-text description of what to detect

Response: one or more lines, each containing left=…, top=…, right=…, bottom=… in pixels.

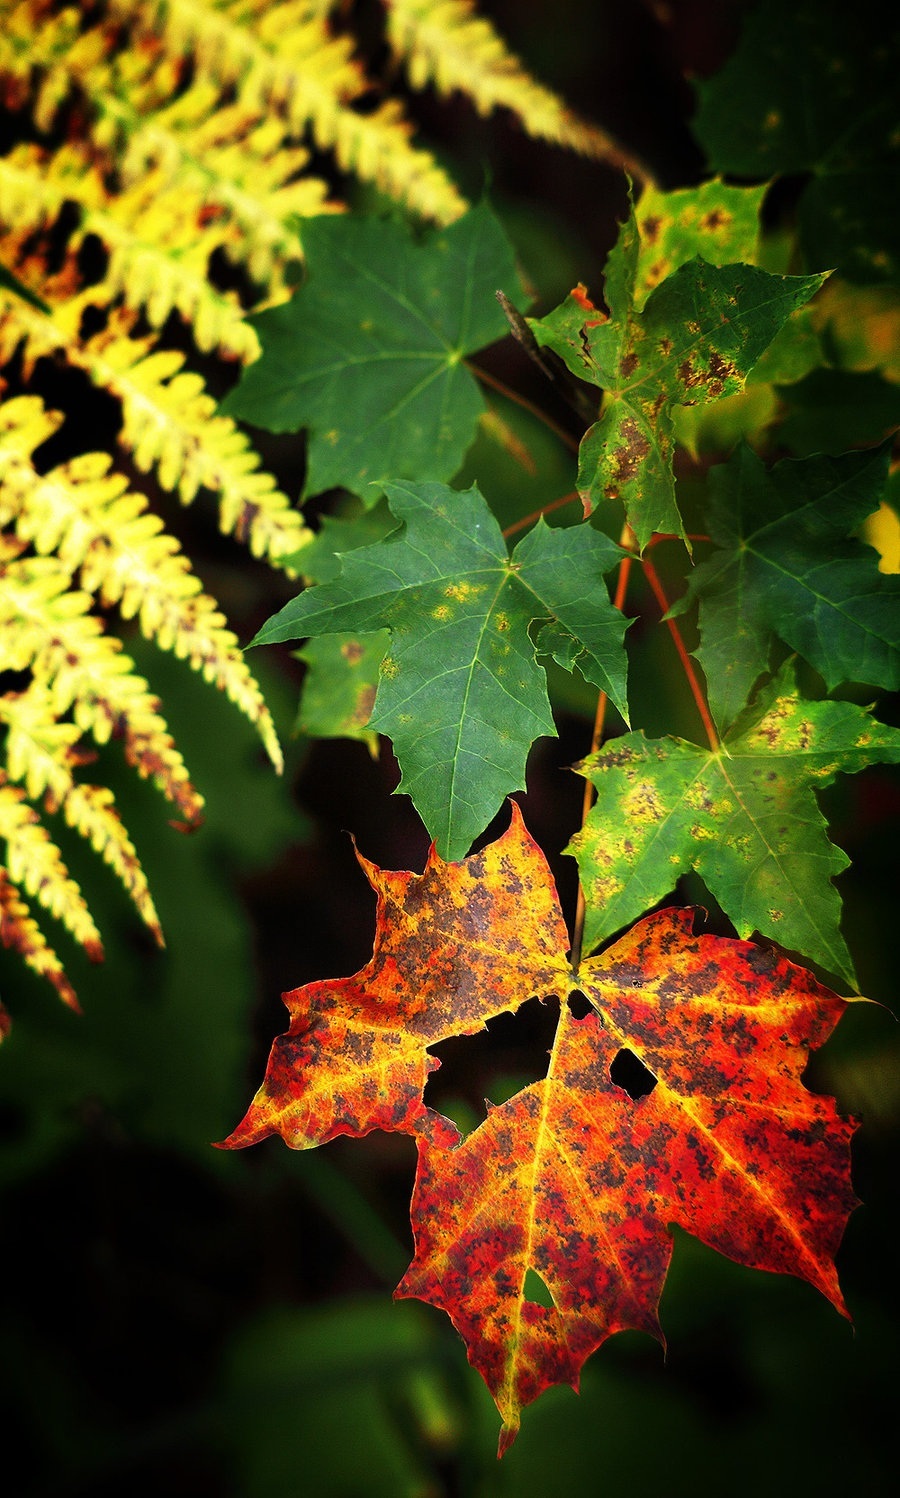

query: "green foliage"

left=223, top=205, right=525, bottom=496
left=693, top=0, right=900, bottom=284
left=570, top=671, right=900, bottom=987
left=529, top=199, right=825, bottom=547
left=2, top=0, right=900, bottom=1487
left=254, top=479, right=627, bottom=858
left=674, top=444, right=900, bottom=729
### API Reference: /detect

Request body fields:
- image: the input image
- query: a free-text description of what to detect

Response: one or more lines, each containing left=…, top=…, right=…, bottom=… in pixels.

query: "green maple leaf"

left=294, top=633, right=390, bottom=749
left=569, top=668, right=900, bottom=986
left=673, top=444, right=900, bottom=731
left=632, top=179, right=766, bottom=308
left=220, top=204, right=525, bottom=498
left=775, top=370, right=900, bottom=459
left=252, top=481, right=629, bottom=860
left=529, top=201, right=825, bottom=549
left=289, top=502, right=396, bottom=748
left=693, top=0, right=900, bottom=285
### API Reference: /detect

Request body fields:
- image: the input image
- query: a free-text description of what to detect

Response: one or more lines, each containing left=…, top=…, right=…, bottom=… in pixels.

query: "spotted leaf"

left=221, top=809, right=858, bottom=1454
left=569, top=667, right=900, bottom=985
left=400, top=907, right=856, bottom=1453
left=530, top=203, right=825, bottom=549
left=220, top=803, right=569, bottom=1151
left=250, top=480, right=628, bottom=859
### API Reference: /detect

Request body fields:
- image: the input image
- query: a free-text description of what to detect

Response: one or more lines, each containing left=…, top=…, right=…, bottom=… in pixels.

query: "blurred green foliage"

left=1, top=3, right=899, bottom=1495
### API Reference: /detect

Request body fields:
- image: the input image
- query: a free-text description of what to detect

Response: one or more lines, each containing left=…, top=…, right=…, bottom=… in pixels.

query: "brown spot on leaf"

left=610, top=418, right=651, bottom=484
left=351, top=686, right=377, bottom=725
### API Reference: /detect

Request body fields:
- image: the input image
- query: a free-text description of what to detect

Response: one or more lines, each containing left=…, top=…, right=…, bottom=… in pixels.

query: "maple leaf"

left=776, top=370, right=900, bottom=459
left=529, top=199, right=825, bottom=549
left=251, top=479, right=629, bottom=860
left=569, top=667, right=900, bottom=986
left=672, top=443, right=900, bottom=731
left=289, top=501, right=396, bottom=749
left=693, top=0, right=900, bottom=285
left=221, top=803, right=569, bottom=1152
left=220, top=204, right=525, bottom=497
left=221, top=807, right=858, bottom=1455
left=632, top=179, right=766, bottom=308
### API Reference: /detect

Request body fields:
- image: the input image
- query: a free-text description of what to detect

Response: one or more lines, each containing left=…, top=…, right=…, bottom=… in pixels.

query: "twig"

left=495, top=291, right=600, bottom=425
left=468, top=361, right=581, bottom=453
left=640, top=554, right=720, bottom=752
left=502, top=489, right=581, bottom=541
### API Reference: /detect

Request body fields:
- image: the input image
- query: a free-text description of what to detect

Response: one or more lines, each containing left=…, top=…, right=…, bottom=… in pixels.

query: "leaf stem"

left=640, top=554, right=720, bottom=752
left=502, top=489, right=581, bottom=540
left=467, top=360, right=581, bottom=452
left=570, top=550, right=633, bottom=970
left=646, top=532, right=712, bottom=549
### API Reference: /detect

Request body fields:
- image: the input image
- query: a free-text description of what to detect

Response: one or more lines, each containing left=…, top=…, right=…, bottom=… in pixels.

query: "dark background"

left=1, top=3, right=898, bottom=1494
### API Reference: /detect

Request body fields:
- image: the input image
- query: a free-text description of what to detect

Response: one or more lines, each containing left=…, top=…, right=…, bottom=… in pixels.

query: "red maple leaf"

left=221, top=804, right=858, bottom=1454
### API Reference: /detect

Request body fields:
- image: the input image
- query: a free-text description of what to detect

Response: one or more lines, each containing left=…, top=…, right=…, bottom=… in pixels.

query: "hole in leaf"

left=523, top=1268, right=555, bottom=1309
left=567, top=990, right=593, bottom=1019
left=423, top=995, right=558, bottom=1133
left=610, top=1048, right=658, bottom=1099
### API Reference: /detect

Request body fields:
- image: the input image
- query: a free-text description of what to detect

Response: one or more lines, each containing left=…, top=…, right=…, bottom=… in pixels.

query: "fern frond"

left=0, top=142, right=78, bottom=242
left=330, top=95, right=468, bottom=223
left=0, top=552, right=204, bottom=824
left=0, top=864, right=77, bottom=1012
left=0, top=395, right=283, bottom=769
left=0, top=1, right=90, bottom=127
left=0, top=684, right=164, bottom=945
left=0, top=770, right=103, bottom=964
left=0, top=3, right=335, bottom=291
left=110, top=0, right=467, bottom=222
left=0, top=143, right=256, bottom=358
left=385, top=0, right=621, bottom=160
left=120, top=95, right=335, bottom=289
left=0, top=291, right=312, bottom=567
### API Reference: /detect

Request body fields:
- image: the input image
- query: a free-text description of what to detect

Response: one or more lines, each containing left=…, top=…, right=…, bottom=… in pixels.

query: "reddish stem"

left=646, top=532, right=712, bottom=549
left=640, top=554, right=720, bottom=752
left=466, top=361, right=581, bottom=453
left=502, top=489, right=581, bottom=541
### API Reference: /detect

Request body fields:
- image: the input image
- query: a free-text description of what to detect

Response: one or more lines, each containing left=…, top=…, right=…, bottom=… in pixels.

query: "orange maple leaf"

left=221, top=804, right=858, bottom=1454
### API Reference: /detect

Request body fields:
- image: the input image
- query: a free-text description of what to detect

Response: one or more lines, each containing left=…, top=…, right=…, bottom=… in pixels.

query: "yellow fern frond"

left=119, top=92, right=336, bottom=289
left=0, top=552, right=204, bottom=824
left=0, top=770, right=103, bottom=964
left=0, top=291, right=312, bottom=567
left=330, top=95, right=468, bottom=223
left=110, top=0, right=467, bottom=222
left=106, top=337, right=312, bottom=566
left=0, top=3, right=335, bottom=291
left=385, top=0, right=622, bottom=160
left=0, top=684, right=164, bottom=945
left=0, top=142, right=81, bottom=242
left=0, top=395, right=283, bottom=769
left=0, top=143, right=255, bottom=358
left=0, top=1, right=90, bottom=127
left=0, top=864, right=77, bottom=1012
